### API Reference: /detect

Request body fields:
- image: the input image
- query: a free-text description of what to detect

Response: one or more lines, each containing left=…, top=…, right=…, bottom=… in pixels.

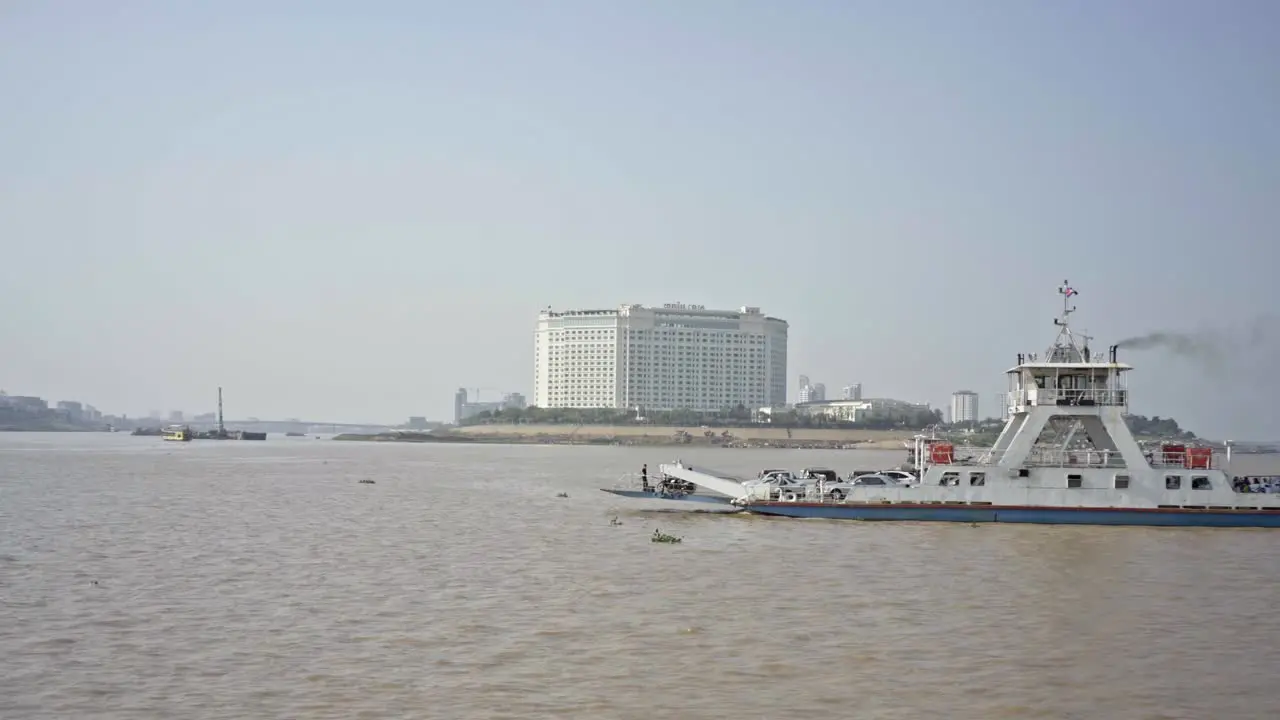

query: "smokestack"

left=1017, top=353, right=1024, bottom=365
left=1109, top=345, right=1118, bottom=363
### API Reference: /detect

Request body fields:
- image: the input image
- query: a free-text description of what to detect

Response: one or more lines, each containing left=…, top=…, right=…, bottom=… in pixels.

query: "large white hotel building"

left=534, top=303, right=788, bottom=412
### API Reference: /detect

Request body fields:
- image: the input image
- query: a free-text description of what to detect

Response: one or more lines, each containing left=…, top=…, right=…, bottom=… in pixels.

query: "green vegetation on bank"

left=461, top=405, right=945, bottom=430
left=460, top=406, right=1198, bottom=438
left=1124, top=414, right=1196, bottom=439
left=943, top=413, right=1198, bottom=447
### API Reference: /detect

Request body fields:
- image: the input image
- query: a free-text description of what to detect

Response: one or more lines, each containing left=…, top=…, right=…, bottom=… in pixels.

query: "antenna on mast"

left=1047, top=281, right=1088, bottom=361
left=217, top=386, right=225, bottom=436
left=1054, top=280, right=1078, bottom=327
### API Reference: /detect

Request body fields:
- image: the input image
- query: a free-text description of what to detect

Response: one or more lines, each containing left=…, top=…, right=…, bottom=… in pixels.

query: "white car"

left=878, top=470, right=918, bottom=485
left=742, top=473, right=815, bottom=501
left=848, top=473, right=910, bottom=488
left=810, top=473, right=911, bottom=501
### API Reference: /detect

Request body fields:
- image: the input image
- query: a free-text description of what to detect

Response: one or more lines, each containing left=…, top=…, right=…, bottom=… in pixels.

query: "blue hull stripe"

left=744, top=503, right=1280, bottom=528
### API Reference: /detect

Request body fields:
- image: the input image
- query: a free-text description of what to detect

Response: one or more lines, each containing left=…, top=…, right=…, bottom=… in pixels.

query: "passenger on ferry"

left=1252, top=477, right=1279, bottom=493
left=1233, top=476, right=1280, bottom=493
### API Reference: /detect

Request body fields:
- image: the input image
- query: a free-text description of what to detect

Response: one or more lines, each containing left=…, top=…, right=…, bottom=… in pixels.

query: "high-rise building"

left=841, top=384, right=863, bottom=401
left=950, top=390, right=979, bottom=424
left=453, top=388, right=467, bottom=424
left=799, top=379, right=830, bottom=404
left=534, top=303, right=788, bottom=411
left=799, top=381, right=826, bottom=403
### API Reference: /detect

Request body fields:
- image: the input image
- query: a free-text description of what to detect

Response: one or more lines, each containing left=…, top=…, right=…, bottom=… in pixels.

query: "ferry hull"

left=600, top=489, right=734, bottom=506
left=744, top=503, right=1280, bottom=528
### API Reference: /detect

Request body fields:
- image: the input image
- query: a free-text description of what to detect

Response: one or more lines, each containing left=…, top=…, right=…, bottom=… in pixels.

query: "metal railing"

left=1013, top=388, right=1129, bottom=407
left=920, top=446, right=1130, bottom=469
left=1147, top=454, right=1222, bottom=470
left=918, top=446, right=1222, bottom=470
left=1024, top=448, right=1129, bottom=468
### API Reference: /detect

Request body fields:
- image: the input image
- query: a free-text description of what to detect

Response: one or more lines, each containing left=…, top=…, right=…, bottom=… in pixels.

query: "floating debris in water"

left=556, top=492, right=569, bottom=498
left=651, top=529, right=682, bottom=544
left=359, top=479, right=375, bottom=484
left=610, top=516, right=622, bottom=526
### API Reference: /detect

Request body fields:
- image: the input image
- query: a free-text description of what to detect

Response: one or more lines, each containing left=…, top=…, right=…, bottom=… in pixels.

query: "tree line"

left=460, top=407, right=1195, bottom=437
left=461, top=405, right=945, bottom=430
left=1123, top=414, right=1196, bottom=439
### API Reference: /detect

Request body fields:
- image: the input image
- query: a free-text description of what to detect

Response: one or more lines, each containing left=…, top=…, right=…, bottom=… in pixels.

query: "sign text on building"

left=663, top=303, right=706, bottom=311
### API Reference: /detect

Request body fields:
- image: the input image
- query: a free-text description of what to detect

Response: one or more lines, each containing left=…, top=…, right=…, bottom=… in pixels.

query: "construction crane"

left=468, top=387, right=503, bottom=403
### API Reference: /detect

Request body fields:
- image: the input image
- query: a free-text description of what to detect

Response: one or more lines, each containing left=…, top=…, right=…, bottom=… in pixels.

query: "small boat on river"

left=161, top=424, right=192, bottom=442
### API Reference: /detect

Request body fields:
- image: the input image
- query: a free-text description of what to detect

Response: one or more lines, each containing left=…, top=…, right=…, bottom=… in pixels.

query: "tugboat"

left=603, top=282, right=1280, bottom=527
left=161, top=424, right=192, bottom=442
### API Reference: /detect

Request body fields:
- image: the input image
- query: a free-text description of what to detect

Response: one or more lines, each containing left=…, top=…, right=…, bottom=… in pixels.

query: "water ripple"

left=2, top=434, right=1279, bottom=719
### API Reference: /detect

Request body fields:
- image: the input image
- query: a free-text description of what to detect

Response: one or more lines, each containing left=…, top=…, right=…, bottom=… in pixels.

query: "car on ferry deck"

left=801, top=467, right=839, bottom=483
left=742, top=472, right=812, bottom=501
left=848, top=473, right=912, bottom=488
left=808, top=473, right=914, bottom=501
left=878, top=470, right=918, bottom=485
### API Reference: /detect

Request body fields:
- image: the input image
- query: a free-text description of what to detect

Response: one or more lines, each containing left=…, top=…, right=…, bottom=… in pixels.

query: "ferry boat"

left=601, top=283, right=1280, bottom=528
left=161, top=424, right=193, bottom=442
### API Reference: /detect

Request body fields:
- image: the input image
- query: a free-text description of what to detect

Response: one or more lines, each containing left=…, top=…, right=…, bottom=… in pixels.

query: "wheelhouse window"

left=1191, top=476, right=1212, bottom=490
left=1114, top=474, right=1131, bottom=489
left=1067, top=474, right=1083, bottom=489
left=1165, top=475, right=1182, bottom=490
left=969, top=472, right=986, bottom=486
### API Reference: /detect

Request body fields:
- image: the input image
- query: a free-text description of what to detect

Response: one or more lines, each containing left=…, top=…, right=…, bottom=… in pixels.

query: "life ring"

left=781, top=493, right=798, bottom=502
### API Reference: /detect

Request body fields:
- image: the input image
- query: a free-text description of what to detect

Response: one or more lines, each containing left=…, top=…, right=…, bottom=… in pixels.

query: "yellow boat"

left=161, top=424, right=193, bottom=442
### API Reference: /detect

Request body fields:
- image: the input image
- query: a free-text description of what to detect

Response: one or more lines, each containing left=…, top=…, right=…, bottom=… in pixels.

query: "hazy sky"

left=3, top=1, right=1278, bottom=438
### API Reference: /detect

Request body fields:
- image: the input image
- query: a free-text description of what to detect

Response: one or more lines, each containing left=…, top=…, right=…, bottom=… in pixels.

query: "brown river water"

left=2, top=433, right=1279, bottom=719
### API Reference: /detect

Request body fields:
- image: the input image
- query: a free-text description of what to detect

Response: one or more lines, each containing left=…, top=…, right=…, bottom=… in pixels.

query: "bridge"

left=182, top=419, right=401, bottom=435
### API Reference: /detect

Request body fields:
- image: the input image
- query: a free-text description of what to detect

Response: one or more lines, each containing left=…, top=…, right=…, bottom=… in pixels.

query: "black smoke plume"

left=1114, top=315, right=1280, bottom=372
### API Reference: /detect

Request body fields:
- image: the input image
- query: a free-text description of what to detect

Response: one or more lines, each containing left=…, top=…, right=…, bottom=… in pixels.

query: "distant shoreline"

left=0, top=426, right=101, bottom=433
left=333, top=424, right=915, bottom=450
left=326, top=424, right=1273, bottom=453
